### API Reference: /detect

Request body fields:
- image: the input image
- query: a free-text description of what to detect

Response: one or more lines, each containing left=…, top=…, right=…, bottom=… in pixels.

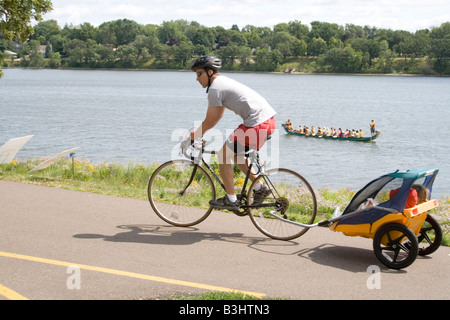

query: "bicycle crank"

left=275, top=197, right=289, bottom=217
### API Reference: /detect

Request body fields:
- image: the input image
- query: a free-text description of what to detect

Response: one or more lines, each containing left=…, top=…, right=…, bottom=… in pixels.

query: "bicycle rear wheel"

left=248, top=168, right=317, bottom=240
left=148, top=160, right=215, bottom=227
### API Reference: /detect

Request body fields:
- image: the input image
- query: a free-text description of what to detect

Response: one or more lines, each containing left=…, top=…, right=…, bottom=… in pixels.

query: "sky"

left=41, top=0, right=450, bottom=32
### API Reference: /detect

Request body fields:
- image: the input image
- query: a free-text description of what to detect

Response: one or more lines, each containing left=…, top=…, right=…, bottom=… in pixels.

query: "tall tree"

left=430, top=23, right=450, bottom=74
left=0, top=0, right=52, bottom=40
left=0, top=0, right=52, bottom=76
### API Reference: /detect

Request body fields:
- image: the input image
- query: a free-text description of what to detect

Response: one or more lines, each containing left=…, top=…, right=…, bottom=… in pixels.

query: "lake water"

left=1, top=68, right=449, bottom=198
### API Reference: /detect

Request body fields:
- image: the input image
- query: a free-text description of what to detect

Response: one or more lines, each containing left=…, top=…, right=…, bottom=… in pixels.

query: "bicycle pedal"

left=233, top=209, right=248, bottom=217
left=211, top=205, right=241, bottom=214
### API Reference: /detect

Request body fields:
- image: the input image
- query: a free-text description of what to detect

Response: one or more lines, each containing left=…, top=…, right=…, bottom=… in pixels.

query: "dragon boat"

left=282, top=124, right=380, bottom=142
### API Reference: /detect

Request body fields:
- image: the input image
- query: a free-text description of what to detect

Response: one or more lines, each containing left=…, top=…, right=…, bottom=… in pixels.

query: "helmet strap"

left=206, top=74, right=211, bottom=93
left=205, top=68, right=216, bottom=94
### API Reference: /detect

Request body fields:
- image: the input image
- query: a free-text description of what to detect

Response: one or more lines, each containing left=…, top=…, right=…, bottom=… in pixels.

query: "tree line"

left=1, top=18, right=450, bottom=75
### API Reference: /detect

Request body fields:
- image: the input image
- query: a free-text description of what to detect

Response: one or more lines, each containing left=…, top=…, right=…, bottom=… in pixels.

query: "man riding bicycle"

left=189, top=55, right=277, bottom=211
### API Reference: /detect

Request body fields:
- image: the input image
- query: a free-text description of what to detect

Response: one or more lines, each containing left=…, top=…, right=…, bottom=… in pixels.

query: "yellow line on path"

left=0, top=251, right=265, bottom=299
left=0, top=284, right=28, bottom=300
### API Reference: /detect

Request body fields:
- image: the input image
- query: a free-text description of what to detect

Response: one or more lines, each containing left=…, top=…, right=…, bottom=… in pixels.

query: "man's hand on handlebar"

left=180, top=138, right=194, bottom=153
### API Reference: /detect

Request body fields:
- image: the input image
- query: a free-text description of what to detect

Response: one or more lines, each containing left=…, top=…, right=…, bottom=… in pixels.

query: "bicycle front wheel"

left=148, top=160, right=216, bottom=227
left=248, top=168, right=317, bottom=240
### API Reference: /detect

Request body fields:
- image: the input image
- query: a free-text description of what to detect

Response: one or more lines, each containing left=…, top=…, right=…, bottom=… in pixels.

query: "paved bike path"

left=0, top=180, right=449, bottom=300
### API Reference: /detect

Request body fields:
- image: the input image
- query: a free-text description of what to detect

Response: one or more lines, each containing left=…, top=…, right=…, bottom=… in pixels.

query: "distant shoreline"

left=3, top=66, right=449, bottom=78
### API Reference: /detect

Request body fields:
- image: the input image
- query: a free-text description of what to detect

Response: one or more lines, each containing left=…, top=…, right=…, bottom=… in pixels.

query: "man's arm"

left=191, top=106, right=225, bottom=140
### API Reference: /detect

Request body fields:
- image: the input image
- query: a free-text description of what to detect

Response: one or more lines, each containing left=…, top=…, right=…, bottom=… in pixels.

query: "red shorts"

left=228, top=117, right=276, bottom=151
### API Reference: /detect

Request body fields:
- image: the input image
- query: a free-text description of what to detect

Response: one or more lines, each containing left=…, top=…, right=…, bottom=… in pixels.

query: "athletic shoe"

left=252, top=184, right=271, bottom=205
left=209, top=196, right=240, bottom=211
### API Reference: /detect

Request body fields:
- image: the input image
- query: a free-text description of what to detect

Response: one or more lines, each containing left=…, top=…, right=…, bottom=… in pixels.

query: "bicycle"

left=147, top=138, right=317, bottom=240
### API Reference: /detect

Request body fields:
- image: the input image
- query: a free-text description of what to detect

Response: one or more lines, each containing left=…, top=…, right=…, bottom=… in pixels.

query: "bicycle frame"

left=183, top=141, right=279, bottom=212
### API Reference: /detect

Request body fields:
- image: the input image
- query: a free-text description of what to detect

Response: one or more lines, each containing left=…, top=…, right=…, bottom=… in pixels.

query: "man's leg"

left=218, top=142, right=236, bottom=196
left=233, top=152, right=257, bottom=183
left=209, top=143, right=240, bottom=210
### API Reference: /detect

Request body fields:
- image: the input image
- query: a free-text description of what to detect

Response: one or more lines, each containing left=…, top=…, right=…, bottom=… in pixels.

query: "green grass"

left=166, top=291, right=271, bottom=300
left=1, top=158, right=158, bottom=199
left=1, top=157, right=448, bottom=246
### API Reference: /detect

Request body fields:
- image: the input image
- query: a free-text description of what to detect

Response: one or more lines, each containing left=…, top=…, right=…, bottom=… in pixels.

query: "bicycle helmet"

left=191, top=56, right=222, bottom=72
left=191, top=56, right=222, bottom=93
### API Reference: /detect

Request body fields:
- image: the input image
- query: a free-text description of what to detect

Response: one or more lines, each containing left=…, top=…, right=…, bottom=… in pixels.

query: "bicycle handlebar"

left=181, top=138, right=215, bottom=161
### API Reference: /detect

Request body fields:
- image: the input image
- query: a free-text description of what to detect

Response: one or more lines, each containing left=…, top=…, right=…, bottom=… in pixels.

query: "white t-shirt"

left=207, top=75, right=276, bottom=127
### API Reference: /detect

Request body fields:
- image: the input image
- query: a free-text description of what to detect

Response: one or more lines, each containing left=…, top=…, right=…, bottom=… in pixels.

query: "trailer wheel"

left=417, top=215, right=442, bottom=256
left=373, top=223, right=418, bottom=269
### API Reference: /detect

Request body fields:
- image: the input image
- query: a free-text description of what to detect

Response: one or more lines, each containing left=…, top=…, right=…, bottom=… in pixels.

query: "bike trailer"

left=328, top=168, right=441, bottom=269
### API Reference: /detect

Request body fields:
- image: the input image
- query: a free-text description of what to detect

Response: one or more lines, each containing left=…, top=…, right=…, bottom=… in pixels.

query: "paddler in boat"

left=305, top=126, right=310, bottom=135
left=331, top=128, right=337, bottom=137
left=286, top=119, right=293, bottom=131
left=317, top=126, right=323, bottom=136
left=370, top=120, right=376, bottom=137
left=344, top=129, right=350, bottom=138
